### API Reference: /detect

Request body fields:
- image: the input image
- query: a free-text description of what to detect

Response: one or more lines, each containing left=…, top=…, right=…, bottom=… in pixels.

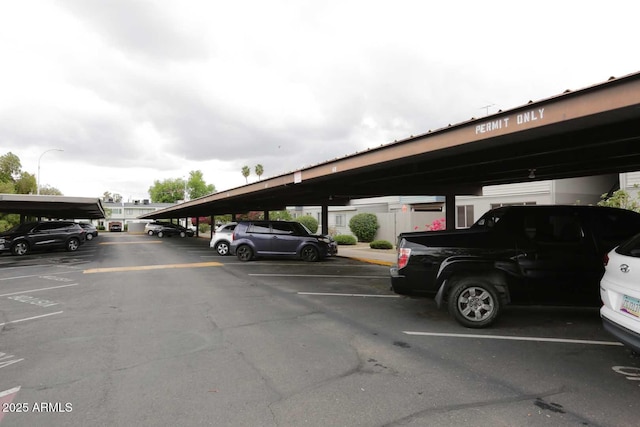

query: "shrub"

left=369, top=240, right=393, bottom=249
left=334, top=234, right=357, bottom=245
left=294, top=215, right=318, bottom=233
left=349, top=213, right=379, bottom=242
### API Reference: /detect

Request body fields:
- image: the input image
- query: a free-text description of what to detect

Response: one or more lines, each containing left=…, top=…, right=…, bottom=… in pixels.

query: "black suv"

left=390, top=205, right=640, bottom=328
left=230, top=220, right=338, bottom=262
left=0, top=221, right=86, bottom=256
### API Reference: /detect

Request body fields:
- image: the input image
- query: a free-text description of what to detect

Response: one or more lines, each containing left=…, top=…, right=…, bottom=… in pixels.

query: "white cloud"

left=1, top=0, right=639, bottom=200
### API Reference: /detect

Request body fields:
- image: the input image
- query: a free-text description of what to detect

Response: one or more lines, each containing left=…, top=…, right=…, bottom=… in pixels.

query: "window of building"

left=335, top=214, right=345, bottom=227
left=456, top=205, right=475, bottom=228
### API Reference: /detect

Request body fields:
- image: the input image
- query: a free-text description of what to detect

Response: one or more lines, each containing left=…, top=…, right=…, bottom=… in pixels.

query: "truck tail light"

left=398, top=248, right=411, bottom=269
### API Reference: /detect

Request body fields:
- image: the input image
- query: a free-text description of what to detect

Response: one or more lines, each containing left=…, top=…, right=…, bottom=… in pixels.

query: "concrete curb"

left=336, top=254, right=394, bottom=267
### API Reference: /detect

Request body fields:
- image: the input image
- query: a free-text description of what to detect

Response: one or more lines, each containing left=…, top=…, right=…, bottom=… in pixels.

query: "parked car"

left=0, top=221, right=86, bottom=256
left=390, top=205, right=640, bottom=328
left=230, top=220, right=338, bottom=262
left=210, top=222, right=237, bottom=256
left=146, top=221, right=194, bottom=238
left=78, top=223, right=98, bottom=240
left=109, top=222, right=122, bottom=232
left=144, top=222, right=163, bottom=236
left=600, top=233, right=640, bottom=353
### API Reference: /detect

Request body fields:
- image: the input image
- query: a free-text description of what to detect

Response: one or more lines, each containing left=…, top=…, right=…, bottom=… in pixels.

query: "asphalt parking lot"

left=0, top=233, right=639, bottom=426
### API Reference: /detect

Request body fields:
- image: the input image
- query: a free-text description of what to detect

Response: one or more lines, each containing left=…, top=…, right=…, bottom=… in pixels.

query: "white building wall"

left=623, top=172, right=640, bottom=199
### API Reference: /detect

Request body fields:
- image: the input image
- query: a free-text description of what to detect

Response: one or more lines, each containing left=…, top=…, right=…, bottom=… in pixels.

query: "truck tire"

left=448, top=278, right=500, bottom=328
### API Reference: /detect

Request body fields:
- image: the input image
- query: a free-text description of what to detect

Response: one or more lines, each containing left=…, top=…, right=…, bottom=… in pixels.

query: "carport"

left=139, top=72, right=640, bottom=234
left=0, top=194, right=106, bottom=221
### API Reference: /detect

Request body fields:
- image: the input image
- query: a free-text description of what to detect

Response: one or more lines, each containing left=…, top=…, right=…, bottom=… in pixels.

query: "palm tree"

left=241, top=166, right=250, bottom=183
left=255, top=164, right=264, bottom=180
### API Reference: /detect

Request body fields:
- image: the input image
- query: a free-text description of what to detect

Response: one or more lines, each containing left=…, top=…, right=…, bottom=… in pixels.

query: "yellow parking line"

left=83, top=261, right=223, bottom=274
left=99, top=241, right=163, bottom=245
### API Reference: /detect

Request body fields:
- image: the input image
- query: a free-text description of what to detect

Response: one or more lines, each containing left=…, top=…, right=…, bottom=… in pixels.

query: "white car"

left=210, top=222, right=237, bottom=256
left=600, top=233, right=640, bottom=353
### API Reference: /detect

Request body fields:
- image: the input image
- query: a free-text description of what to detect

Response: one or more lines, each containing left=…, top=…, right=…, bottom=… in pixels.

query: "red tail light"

left=397, top=248, right=411, bottom=269
left=603, top=253, right=609, bottom=267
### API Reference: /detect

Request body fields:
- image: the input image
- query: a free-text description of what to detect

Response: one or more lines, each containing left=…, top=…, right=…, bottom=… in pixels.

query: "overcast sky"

left=1, top=1, right=638, bottom=201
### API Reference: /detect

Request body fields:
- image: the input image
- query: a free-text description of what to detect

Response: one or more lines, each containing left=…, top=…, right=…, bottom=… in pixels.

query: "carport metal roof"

left=0, top=194, right=106, bottom=219
left=140, top=71, right=640, bottom=220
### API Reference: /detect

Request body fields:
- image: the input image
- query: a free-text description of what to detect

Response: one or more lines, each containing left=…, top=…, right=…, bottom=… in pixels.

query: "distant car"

left=210, top=222, right=237, bottom=256
left=144, top=222, right=163, bottom=236
left=230, top=220, right=337, bottom=262
left=0, top=221, right=85, bottom=256
left=146, top=221, right=194, bottom=238
left=601, top=233, right=640, bottom=353
left=78, top=223, right=98, bottom=240
left=109, top=222, right=122, bottom=232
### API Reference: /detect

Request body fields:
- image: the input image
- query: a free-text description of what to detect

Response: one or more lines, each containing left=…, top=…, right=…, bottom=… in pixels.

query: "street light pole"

left=37, top=148, right=63, bottom=195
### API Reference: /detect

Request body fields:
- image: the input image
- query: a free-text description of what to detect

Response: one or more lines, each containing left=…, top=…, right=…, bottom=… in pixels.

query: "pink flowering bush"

left=428, top=218, right=446, bottom=231
left=414, top=218, right=446, bottom=231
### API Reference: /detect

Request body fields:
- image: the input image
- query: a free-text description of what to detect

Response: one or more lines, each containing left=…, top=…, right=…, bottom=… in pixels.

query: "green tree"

left=255, top=164, right=264, bottom=180
left=38, top=185, right=63, bottom=196
left=598, top=187, right=640, bottom=212
left=187, top=170, right=215, bottom=199
left=349, top=213, right=379, bottom=242
left=0, top=152, right=21, bottom=183
left=15, top=171, right=37, bottom=194
left=148, top=178, right=187, bottom=203
left=269, top=210, right=292, bottom=221
left=241, top=166, right=251, bottom=183
left=0, top=180, right=15, bottom=194
left=295, top=215, right=318, bottom=233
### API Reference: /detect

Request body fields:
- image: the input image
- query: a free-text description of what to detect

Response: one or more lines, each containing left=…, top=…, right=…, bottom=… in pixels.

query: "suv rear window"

left=246, top=223, right=271, bottom=233
left=271, top=222, right=295, bottom=235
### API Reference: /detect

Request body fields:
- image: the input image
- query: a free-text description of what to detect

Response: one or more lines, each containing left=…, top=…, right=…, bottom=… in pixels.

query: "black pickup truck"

left=390, top=205, right=640, bottom=328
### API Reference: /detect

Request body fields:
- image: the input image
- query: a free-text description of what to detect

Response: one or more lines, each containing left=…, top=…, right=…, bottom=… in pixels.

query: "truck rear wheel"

left=448, top=278, right=500, bottom=328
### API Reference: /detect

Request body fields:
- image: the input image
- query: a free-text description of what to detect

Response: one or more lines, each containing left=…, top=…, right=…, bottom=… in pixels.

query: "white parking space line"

left=299, top=292, right=400, bottom=298
left=250, top=274, right=389, bottom=279
left=0, top=311, right=63, bottom=327
left=0, top=271, right=80, bottom=282
left=0, top=353, right=24, bottom=369
left=0, top=386, right=21, bottom=398
left=403, top=331, right=624, bottom=346
left=0, top=283, right=79, bottom=297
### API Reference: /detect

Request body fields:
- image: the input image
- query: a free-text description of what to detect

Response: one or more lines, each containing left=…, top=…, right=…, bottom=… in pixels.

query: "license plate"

left=621, top=295, right=640, bottom=318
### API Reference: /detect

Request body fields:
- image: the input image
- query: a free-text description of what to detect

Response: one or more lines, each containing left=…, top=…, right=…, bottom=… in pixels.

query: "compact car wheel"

left=157, top=231, right=164, bottom=238
left=148, top=230, right=155, bottom=236
left=236, top=245, right=253, bottom=261
left=300, top=245, right=319, bottom=262
left=11, top=241, right=29, bottom=256
left=86, top=233, right=93, bottom=241
left=215, top=241, right=230, bottom=256
left=179, top=231, right=186, bottom=238
left=66, top=237, right=80, bottom=252
left=448, top=279, right=500, bottom=328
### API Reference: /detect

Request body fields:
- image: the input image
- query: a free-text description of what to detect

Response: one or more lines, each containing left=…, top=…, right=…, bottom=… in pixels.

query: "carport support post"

left=321, top=205, right=328, bottom=235
left=264, top=211, right=269, bottom=220
left=445, top=194, right=456, bottom=231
